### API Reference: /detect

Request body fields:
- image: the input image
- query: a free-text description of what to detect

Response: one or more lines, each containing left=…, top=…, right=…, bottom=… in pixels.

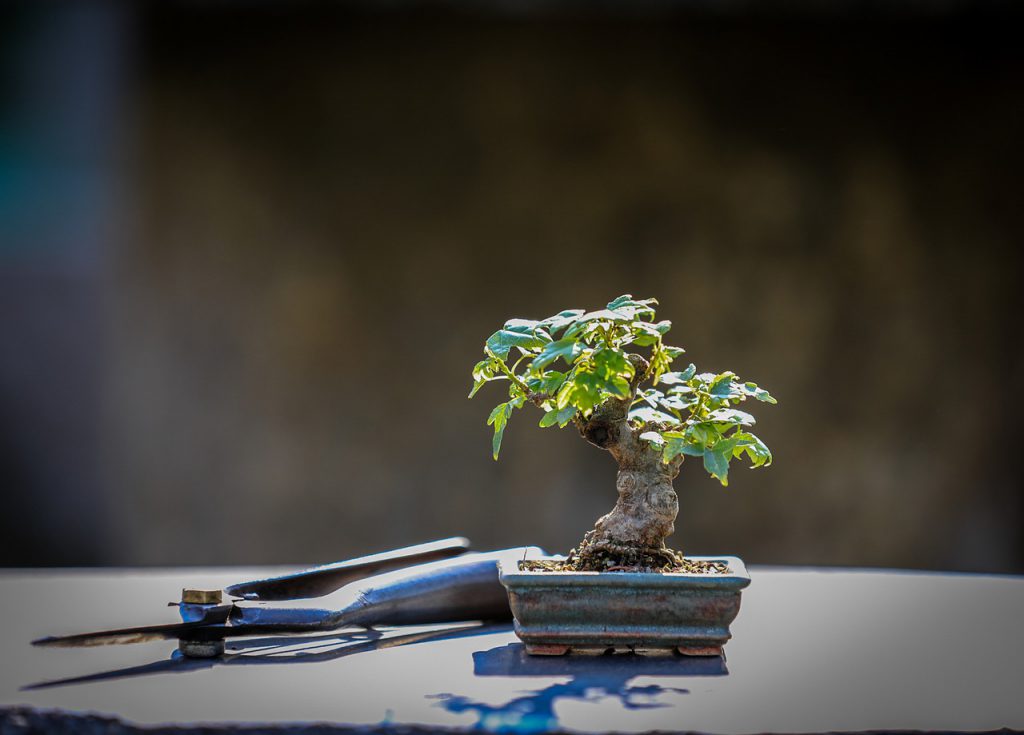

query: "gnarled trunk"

left=571, top=394, right=683, bottom=571
left=592, top=464, right=679, bottom=549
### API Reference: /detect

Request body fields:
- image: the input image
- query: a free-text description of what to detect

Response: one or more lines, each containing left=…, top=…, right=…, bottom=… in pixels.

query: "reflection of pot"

left=472, top=641, right=729, bottom=677
left=498, top=552, right=750, bottom=656
left=433, top=643, right=725, bottom=735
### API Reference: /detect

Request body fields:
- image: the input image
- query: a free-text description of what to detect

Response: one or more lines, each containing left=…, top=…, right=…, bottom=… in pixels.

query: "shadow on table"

left=22, top=621, right=507, bottom=691
left=430, top=643, right=727, bottom=734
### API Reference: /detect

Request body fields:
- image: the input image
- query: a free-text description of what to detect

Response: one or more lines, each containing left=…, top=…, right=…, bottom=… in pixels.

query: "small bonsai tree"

left=470, top=295, right=776, bottom=572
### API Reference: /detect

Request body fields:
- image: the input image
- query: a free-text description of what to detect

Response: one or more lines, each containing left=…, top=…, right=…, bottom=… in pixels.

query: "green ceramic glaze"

left=498, top=553, right=750, bottom=656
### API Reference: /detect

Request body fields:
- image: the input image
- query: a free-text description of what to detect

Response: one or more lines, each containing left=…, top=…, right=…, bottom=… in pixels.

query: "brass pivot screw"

left=178, top=588, right=226, bottom=658
left=181, top=588, right=223, bottom=604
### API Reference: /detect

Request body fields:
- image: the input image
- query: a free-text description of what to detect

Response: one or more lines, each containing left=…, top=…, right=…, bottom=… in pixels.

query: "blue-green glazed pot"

left=498, top=551, right=750, bottom=656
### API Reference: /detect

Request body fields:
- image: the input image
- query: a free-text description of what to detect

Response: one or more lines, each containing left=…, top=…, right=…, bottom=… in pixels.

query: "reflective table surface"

left=1, top=566, right=1021, bottom=734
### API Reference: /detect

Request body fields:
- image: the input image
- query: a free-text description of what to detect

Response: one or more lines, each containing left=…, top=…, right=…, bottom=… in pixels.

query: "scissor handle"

left=224, top=537, right=471, bottom=601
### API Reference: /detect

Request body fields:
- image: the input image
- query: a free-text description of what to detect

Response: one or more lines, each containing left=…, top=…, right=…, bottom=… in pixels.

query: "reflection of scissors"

left=33, top=539, right=542, bottom=658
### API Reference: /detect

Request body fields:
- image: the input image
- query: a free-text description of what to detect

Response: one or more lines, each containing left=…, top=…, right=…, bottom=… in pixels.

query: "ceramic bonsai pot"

left=498, top=553, right=750, bottom=656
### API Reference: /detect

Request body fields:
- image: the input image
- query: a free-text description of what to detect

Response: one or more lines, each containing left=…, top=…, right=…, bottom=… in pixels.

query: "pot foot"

left=676, top=645, right=722, bottom=657
left=524, top=644, right=570, bottom=656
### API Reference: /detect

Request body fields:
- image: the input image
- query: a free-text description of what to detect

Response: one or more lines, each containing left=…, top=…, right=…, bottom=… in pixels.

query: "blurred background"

left=1, top=1, right=1021, bottom=572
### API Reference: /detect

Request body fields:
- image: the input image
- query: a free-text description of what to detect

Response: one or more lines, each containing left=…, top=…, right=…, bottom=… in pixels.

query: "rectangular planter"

left=498, top=553, right=750, bottom=656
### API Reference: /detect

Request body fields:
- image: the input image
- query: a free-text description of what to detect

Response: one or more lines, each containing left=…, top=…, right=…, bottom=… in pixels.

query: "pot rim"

left=498, top=553, right=751, bottom=589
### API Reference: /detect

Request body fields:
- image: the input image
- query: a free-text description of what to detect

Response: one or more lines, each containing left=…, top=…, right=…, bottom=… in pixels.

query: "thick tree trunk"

left=591, top=464, right=679, bottom=549
left=570, top=392, right=683, bottom=571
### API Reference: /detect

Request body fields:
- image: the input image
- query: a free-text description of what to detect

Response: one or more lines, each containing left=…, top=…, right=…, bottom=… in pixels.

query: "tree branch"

left=491, top=354, right=533, bottom=396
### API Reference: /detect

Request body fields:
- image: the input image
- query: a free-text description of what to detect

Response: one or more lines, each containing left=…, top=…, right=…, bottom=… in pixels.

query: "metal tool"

left=224, top=537, right=471, bottom=601
left=33, top=547, right=541, bottom=658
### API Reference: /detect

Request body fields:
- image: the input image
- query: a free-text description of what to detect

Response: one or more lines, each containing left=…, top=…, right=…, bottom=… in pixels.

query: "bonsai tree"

left=470, top=295, right=776, bottom=572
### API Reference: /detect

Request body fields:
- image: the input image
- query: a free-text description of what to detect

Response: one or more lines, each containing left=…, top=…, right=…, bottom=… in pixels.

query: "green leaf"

left=678, top=442, right=705, bottom=457
left=703, top=446, right=731, bottom=485
left=740, top=382, right=777, bottom=404
left=604, top=294, right=658, bottom=320
left=486, top=330, right=546, bottom=360
left=563, top=309, right=636, bottom=339
left=684, top=421, right=719, bottom=447
left=610, top=377, right=632, bottom=397
left=639, top=430, right=665, bottom=447
left=733, top=431, right=773, bottom=468
left=532, top=338, right=578, bottom=371
left=586, top=308, right=633, bottom=322
left=471, top=359, right=494, bottom=381
left=487, top=402, right=514, bottom=460
left=576, top=309, right=632, bottom=324
left=703, top=436, right=743, bottom=485
left=531, top=370, right=566, bottom=395
left=503, top=318, right=540, bottom=334
left=658, top=393, right=696, bottom=412
left=665, top=384, right=695, bottom=397
left=555, top=371, right=605, bottom=413
left=629, top=323, right=664, bottom=347
left=538, top=309, right=585, bottom=336
left=662, top=432, right=704, bottom=463
left=553, top=350, right=635, bottom=413
left=629, top=405, right=678, bottom=425
left=469, top=358, right=503, bottom=398
left=658, top=366, right=696, bottom=385
left=606, top=294, right=638, bottom=310
left=539, top=405, right=577, bottom=428
left=707, top=408, right=756, bottom=426
left=592, top=347, right=634, bottom=381
left=635, top=388, right=664, bottom=408
left=709, top=372, right=738, bottom=397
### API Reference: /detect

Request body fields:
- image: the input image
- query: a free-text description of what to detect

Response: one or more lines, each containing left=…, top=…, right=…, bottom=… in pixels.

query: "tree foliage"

left=470, top=295, right=776, bottom=485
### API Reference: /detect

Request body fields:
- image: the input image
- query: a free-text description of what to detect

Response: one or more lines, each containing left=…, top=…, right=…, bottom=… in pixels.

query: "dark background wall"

left=1, top=1, right=1022, bottom=572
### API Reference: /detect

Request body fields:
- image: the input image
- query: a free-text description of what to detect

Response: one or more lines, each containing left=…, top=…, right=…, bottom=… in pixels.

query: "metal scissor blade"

left=224, top=537, right=471, bottom=600
left=32, top=599, right=347, bottom=649
left=33, top=622, right=216, bottom=648
left=32, top=604, right=235, bottom=648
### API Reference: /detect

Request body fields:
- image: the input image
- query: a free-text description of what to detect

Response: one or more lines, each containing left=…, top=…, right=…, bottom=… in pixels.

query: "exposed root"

left=571, top=538, right=679, bottom=571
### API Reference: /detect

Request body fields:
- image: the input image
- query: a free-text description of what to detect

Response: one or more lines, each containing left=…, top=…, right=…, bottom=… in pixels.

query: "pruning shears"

left=33, top=538, right=540, bottom=658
